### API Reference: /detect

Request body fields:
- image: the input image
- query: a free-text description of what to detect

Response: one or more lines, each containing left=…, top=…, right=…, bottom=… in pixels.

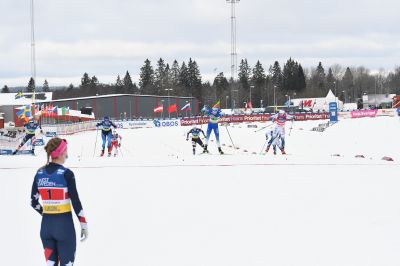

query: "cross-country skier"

left=12, top=117, right=42, bottom=155
left=265, top=126, right=282, bottom=155
left=31, top=137, right=88, bottom=266
left=268, top=109, right=294, bottom=154
left=96, top=116, right=117, bottom=156
left=186, top=126, right=206, bottom=155
left=202, top=103, right=224, bottom=154
left=110, top=129, right=122, bottom=157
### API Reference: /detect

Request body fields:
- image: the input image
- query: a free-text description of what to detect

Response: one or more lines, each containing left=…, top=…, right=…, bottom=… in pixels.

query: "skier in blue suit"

left=202, top=104, right=224, bottom=154
left=96, top=116, right=117, bottom=156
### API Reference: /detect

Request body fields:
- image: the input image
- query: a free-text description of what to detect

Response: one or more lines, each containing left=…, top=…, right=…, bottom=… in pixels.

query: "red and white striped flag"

left=154, top=105, right=163, bottom=113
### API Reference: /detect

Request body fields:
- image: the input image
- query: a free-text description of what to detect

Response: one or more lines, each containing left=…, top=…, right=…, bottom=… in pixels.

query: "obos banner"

left=153, top=119, right=180, bottom=128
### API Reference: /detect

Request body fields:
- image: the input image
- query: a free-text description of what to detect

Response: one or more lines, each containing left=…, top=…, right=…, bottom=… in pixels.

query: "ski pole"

left=93, top=129, right=99, bottom=157
left=225, top=125, right=236, bottom=150
left=118, top=146, right=123, bottom=157
left=259, top=140, right=267, bottom=155
left=288, top=120, right=294, bottom=136
left=254, top=123, right=273, bottom=133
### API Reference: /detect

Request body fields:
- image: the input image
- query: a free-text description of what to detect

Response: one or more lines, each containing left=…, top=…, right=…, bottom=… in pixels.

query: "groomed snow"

left=1, top=116, right=399, bottom=266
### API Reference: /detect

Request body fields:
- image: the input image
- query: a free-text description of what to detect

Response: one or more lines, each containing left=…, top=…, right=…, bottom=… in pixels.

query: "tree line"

left=2, top=58, right=400, bottom=108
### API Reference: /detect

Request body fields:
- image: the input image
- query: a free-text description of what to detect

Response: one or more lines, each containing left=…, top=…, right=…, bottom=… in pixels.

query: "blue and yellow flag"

left=15, top=91, right=23, bottom=99
left=16, top=105, right=32, bottom=121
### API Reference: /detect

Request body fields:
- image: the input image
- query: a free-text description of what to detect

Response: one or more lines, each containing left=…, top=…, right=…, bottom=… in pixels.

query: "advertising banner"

left=152, top=119, right=180, bottom=128
left=180, top=113, right=329, bottom=126
left=115, top=120, right=154, bottom=129
left=350, top=110, right=378, bottom=118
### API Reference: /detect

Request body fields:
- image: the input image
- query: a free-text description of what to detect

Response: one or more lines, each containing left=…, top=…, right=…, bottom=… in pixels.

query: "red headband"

left=51, top=139, right=68, bottom=159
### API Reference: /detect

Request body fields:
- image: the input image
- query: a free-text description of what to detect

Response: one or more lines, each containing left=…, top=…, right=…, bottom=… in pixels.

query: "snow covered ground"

left=1, top=116, right=400, bottom=266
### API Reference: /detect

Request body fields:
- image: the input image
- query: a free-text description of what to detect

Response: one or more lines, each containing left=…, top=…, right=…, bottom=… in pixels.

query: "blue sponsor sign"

left=329, top=102, right=338, bottom=122
left=153, top=120, right=180, bottom=128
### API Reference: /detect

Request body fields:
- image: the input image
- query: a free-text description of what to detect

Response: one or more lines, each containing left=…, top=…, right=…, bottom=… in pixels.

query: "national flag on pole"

left=181, top=102, right=191, bottom=111
left=213, top=100, right=220, bottom=109
left=15, top=91, right=23, bottom=99
left=61, top=107, right=70, bottom=115
left=168, top=104, right=177, bottom=113
left=154, top=105, right=163, bottom=113
left=16, top=105, right=32, bottom=122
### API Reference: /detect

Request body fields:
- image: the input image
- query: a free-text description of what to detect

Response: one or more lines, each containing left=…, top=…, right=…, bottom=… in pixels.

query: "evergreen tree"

left=67, top=84, right=74, bottom=91
left=123, top=71, right=134, bottom=94
left=342, top=67, right=354, bottom=101
left=154, top=58, right=166, bottom=95
left=268, top=61, right=283, bottom=107
left=116, top=75, right=123, bottom=91
left=178, top=61, right=190, bottom=96
left=238, top=59, right=251, bottom=103
left=270, top=61, right=283, bottom=89
left=164, top=64, right=171, bottom=95
left=26, top=77, right=35, bottom=92
left=90, top=76, right=99, bottom=95
left=296, top=64, right=306, bottom=91
left=91, top=76, right=99, bottom=87
left=251, top=60, right=267, bottom=107
left=170, top=60, right=180, bottom=90
left=187, top=58, right=202, bottom=100
left=139, top=59, right=155, bottom=94
left=1, top=85, right=10, bottom=93
left=282, top=58, right=296, bottom=91
left=213, top=72, right=229, bottom=103
left=311, top=62, right=326, bottom=94
left=43, top=79, right=50, bottom=92
left=326, top=68, right=336, bottom=93
left=80, top=73, right=91, bottom=89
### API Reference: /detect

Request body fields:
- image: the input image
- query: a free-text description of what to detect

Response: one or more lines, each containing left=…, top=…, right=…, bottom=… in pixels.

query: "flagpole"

left=30, top=0, right=36, bottom=109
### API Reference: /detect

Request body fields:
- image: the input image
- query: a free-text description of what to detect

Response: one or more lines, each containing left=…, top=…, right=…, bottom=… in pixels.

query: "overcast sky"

left=0, top=0, right=399, bottom=87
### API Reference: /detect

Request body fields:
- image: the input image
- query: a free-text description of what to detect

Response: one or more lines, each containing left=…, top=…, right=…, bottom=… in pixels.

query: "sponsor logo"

left=350, top=110, right=378, bottom=118
left=33, top=138, right=45, bottom=146
left=153, top=120, right=179, bottom=127
left=128, top=122, right=148, bottom=127
left=302, top=100, right=313, bottom=107
left=153, top=120, right=161, bottom=127
left=45, top=132, right=57, bottom=137
left=38, top=178, right=57, bottom=187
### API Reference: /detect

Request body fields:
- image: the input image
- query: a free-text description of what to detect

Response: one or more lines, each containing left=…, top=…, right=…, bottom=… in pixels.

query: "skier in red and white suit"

left=110, top=130, right=122, bottom=157
left=267, top=110, right=294, bottom=154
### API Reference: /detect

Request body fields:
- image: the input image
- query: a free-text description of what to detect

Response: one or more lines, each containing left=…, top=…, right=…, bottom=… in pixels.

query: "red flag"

left=154, top=105, right=163, bottom=113
left=168, top=104, right=177, bottom=113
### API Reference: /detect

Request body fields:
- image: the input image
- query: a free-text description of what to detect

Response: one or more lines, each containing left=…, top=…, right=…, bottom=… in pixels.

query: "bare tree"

left=330, top=64, right=344, bottom=80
